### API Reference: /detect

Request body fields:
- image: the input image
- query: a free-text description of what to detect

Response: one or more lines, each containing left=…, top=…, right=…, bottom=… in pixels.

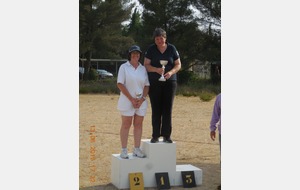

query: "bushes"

left=79, top=75, right=221, bottom=101
left=176, top=70, right=221, bottom=101
left=88, top=68, right=99, bottom=80
left=79, top=79, right=119, bottom=94
left=177, top=70, right=198, bottom=85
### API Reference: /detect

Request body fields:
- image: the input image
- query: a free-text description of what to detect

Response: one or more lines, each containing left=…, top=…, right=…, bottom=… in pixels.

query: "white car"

left=79, top=67, right=84, bottom=74
left=97, top=69, right=113, bottom=78
left=79, top=67, right=113, bottom=78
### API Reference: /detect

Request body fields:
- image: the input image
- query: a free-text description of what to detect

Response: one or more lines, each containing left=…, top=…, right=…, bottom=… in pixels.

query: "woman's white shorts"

left=120, top=108, right=147, bottom=117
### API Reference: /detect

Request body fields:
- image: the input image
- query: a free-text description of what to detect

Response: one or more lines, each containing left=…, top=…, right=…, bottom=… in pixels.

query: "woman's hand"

left=164, top=71, right=173, bottom=79
left=130, top=97, right=139, bottom=109
left=135, top=97, right=145, bottom=109
left=156, top=67, right=164, bottom=76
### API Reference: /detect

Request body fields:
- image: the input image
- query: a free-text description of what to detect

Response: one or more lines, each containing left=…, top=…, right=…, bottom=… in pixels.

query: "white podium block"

left=111, top=153, right=151, bottom=189
left=111, top=140, right=176, bottom=189
left=140, top=139, right=176, bottom=173
left=174, top=164, right=203, bottom=186
left=111, top=139, right=202, bottom=189
left=140, top=139, right=177, bottom=185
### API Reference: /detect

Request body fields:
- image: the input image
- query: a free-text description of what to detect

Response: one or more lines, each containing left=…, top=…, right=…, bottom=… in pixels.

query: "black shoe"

left=150, top=138, right=159, bottom=143
left=163, top=137, right=173, bottom=143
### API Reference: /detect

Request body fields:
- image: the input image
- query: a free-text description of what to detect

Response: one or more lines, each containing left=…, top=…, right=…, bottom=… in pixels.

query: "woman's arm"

left=144, top=57, right=164, bottom=75
left=117, top=83, right=137, bottom=108
left=164, top=58, right=182, bottom=79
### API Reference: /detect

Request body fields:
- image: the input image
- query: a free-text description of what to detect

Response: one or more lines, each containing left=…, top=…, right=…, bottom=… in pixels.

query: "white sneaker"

left=133, top=148, right=146, bottom=158
left=120, top=149, right=129, bottom=159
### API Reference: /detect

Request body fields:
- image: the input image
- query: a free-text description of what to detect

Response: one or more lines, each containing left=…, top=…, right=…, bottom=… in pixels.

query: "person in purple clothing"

left=209, top=93, right=221, bottom=190
left=210, top=93, right=221, bottom=150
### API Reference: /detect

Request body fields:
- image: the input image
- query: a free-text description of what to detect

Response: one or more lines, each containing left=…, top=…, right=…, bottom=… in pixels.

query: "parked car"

left=79, top=67, right=84, bottom=80
left=79, top=67, right=84, bottom=74
left=97, top=69, right=113, bottom=78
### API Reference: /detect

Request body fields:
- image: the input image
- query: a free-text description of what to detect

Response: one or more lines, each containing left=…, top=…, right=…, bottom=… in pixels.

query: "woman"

left=144, top=28, right=181, bottom=143
left=117, top=45, right=150, bottom=159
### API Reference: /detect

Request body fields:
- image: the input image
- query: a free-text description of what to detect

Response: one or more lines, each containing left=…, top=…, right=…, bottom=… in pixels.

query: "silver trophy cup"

left=158, top=60, right=168, bottom=81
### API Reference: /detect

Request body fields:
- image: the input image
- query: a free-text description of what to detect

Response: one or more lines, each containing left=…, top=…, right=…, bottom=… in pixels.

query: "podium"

left=111, top=139, right=202, bottom=189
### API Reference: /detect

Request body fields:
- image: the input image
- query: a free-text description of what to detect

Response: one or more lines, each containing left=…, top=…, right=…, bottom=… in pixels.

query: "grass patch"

left=198, top=91, right=215, bottom=101
left=177, top=78, right=220, bottom=101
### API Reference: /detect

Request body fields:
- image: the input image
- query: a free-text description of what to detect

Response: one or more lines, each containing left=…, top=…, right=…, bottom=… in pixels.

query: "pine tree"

left=79, top=0, right=134, bottom=80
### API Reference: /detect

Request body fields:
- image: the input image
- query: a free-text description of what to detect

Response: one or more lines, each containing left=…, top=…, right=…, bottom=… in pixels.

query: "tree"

left=190, top=0, right=221, bottom=34
left=189, top=0, right=221, bottom=62
left=123, top=8, right=142, bottom=38
left=138, top=0, right=204, bottom=68
left=79, top=0, right=221, bottom=80
left=137, top=0, right=221, bottom=71
left=79, top=0, right=134, bottom=80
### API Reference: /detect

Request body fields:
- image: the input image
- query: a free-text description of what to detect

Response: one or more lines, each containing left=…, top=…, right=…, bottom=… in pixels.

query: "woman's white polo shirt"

left=117, top=61, right=150, bottom=116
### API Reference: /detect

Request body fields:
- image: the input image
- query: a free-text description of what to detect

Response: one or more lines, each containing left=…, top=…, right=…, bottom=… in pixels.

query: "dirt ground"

left=79, top=94, right=221, bottom=190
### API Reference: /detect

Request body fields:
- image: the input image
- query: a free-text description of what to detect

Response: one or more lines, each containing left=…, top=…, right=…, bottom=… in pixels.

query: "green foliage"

left=177, top=70, right=199, bottom=84
left=80, top=0, right=135, bottom=80
left=198, top=91, right=215, bottom=102
left=79, top=79, right=119, bottom=94
left=79, top=0, right=221, bottom=81
left=190, top=0, right=221, bottom=21
left=175, top=70, right=220, bottom=101
left=177, top=81, right=220, bottom=101
left=79, top=77, right=220, bottom=102
left=136, top=0, right=220, bottom=70
left=88, top=68, right=99, bottom=81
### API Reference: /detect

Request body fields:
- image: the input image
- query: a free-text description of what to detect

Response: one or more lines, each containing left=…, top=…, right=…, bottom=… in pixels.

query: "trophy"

left=135, top=92, right=142, bottom=110
left=159, top=60, right=168, bottom=81
left=135, top=92, right=142, bottom=99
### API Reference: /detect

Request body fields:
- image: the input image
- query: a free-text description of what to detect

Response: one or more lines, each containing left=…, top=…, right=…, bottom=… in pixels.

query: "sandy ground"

left=79, top=94, right=221, bottom=190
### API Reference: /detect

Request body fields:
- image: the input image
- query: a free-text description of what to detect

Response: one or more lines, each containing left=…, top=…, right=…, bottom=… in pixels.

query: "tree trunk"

left=83, top=51, right=92, bottom=80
